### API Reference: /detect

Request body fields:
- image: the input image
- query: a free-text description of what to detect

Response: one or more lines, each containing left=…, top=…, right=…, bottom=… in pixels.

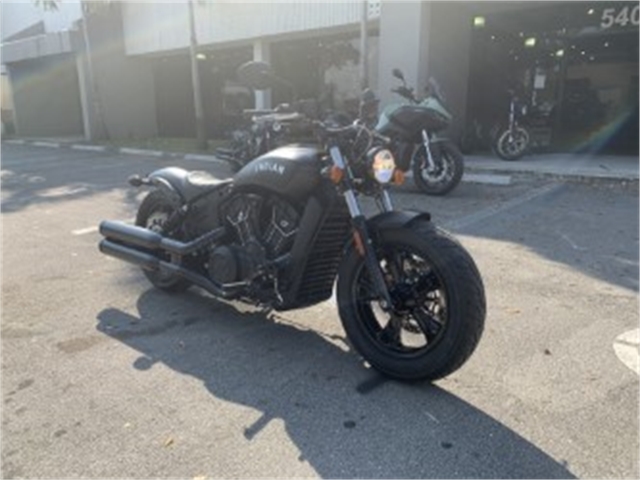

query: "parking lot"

left=1, top=143, right=638, bottom=478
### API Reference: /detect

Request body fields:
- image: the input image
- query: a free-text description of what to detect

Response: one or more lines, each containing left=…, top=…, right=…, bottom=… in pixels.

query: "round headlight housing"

left=368, top=147, right=396, bottom=184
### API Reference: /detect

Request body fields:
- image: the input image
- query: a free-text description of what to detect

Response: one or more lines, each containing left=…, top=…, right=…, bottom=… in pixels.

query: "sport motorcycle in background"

left=98, top=61, right=486, bottom=381
left=377, top=68, right=465, bottom=196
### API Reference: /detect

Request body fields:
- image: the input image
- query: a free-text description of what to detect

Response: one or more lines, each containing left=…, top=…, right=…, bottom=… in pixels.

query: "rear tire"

left=412, top=141, right=463, bottom=196
left=135, top=191, right=191, bottom=293
left=337, top=221, right=485, bottom=381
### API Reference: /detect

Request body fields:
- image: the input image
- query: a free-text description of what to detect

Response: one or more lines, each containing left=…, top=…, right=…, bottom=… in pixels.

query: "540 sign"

left=601, top=5, right=640, bottom=29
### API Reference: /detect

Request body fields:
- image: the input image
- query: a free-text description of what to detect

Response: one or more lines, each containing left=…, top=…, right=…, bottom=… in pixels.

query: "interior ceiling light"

left=473, top=16, right=485, bottom=27
left=587, top=8, right=595, bottom=15
left=196, top=53, right=207, bottom=60
left=524, top=37, right=536, bottom=47
left=556, top=49, right=565, bottom=57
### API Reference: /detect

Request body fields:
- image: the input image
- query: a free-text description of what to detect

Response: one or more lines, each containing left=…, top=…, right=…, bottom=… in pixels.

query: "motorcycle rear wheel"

left=494, top=127, right=530, bottom=161
left=135, top=191, right=192, bottom=293
left=412, top=141, right=463, bottom=196
left=336, top=221, right=485, bottom=381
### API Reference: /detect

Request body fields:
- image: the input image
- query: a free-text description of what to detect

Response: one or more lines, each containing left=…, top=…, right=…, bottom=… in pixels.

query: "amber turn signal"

left=329, top=165, right=344, bottom=184
left=352, top=230, right=365, bottom=256
left=392, top=169, right=405, bottom=185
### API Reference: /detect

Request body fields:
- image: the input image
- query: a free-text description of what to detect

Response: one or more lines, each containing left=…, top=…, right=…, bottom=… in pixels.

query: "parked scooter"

left=377, top=69, right=464, bottom=196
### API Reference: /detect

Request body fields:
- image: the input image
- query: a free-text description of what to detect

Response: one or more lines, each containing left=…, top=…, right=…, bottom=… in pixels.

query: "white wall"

left=122, top=1, right=380, bottom=56
left=1, top=0, right=82, bottom=41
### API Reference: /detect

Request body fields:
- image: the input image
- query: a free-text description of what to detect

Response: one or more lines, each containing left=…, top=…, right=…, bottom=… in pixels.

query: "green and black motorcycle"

left=377, top=69, right=464, bottom=196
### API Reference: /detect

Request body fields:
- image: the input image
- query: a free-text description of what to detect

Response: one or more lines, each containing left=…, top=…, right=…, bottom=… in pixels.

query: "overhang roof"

left=1, top=30, right=81, bottom=64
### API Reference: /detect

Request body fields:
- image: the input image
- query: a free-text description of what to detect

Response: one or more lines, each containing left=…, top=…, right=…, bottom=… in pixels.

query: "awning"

left=1, top=30, right=82, bottom=64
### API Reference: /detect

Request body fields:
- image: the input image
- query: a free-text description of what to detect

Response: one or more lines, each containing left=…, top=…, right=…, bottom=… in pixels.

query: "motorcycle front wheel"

left=412, top=141, right=464, bottom=196
left=494, top=127, right=530, bottom=161
left=336, top=221, right=485, bottom=381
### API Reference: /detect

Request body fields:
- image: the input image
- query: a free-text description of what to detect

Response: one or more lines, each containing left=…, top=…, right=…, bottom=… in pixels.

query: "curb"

left=465, top=166, right=639, bottom=187
left=3, top=138, right=227, bottom=168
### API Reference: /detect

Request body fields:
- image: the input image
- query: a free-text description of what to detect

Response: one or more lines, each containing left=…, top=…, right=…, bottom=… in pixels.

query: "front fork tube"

left=330, top=146, right=393, bottom=310
left=508, top=101, right=516, bottom=140
left=377, top=189, right=394, bottom=213
left=421, top=130, right=436, bottom=172
left=345, top=190, right=394, bottom=311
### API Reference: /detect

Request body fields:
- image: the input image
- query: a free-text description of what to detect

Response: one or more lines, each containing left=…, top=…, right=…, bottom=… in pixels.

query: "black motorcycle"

left=493, top=90, right=530, bottom=161
left=215, top=107, right=304, bottom=172
left=493, top=90, right=555, bottom=161
left=98, top=62, right=485, bottom=382
left=377, top=69, right=464, bottom=196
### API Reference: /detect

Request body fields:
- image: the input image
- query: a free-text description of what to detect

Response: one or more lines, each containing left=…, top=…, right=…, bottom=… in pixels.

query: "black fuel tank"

left=233, top=145, right=322, bottom=201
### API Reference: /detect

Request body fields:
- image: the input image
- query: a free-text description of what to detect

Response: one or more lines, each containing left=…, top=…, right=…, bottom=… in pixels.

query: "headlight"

left=369, top=148, right=396, bottom=184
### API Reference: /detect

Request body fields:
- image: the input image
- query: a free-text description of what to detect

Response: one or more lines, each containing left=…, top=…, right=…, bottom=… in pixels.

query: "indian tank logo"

left=253, top=162, right=285, bottom=175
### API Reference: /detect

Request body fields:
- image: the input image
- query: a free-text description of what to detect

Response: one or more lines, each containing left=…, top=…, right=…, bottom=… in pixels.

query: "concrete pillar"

left=425, top=3, right=473, bottom=141
left=253, top=39, right=271, bottom=110
left=4, top=67, right=21, bottom=136
left=377, top=1, right=431, bottom=108
left=75, top=54, right=93, bottom=141
left=378, top=1, right=472, bottom=141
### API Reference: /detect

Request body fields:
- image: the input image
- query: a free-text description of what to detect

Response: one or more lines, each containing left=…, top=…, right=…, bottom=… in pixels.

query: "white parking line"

left=71, top=144, right=107, bottom=152
left=120, top=147, right=164, bottom=157
left=33, top=141, right=61, bottom=148
left=444, top=183, right=562, bottom=231
left=73, top=218, right=134, bottom=236
left=462, top=172, right=512, bottom=185
left=72, top=226, right=99, bottom=236
left=613, top=328, right=640, bottom=375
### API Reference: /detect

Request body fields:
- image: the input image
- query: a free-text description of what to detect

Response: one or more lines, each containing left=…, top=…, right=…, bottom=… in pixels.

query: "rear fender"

left=129, top=167, right=189, bottom=205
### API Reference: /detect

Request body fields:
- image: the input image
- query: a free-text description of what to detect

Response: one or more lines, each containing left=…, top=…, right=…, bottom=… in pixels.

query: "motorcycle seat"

left=184, top=171, right=232, bottom=200
left=146, top=167, right=232, bottom=203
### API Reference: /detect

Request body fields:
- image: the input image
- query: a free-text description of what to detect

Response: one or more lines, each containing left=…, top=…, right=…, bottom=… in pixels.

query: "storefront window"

left=271, top=33, right=379, bottom=118
left=467, top=1, right=638, bottom=154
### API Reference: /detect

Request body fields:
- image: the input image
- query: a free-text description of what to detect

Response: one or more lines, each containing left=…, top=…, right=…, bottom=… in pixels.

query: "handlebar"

left=252, top=112, right=306, bottom=124
left=313, top=120, right=390, bottom=145
left=391, top=86, right=417, bottom=103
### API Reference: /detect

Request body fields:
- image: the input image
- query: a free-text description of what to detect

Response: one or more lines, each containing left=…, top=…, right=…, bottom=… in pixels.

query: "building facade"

left=2, top=1, right=637, bottom=154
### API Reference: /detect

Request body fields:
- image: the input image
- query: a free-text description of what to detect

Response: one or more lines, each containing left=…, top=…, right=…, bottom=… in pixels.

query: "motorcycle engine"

left=208, top=194, right=299, bottom=285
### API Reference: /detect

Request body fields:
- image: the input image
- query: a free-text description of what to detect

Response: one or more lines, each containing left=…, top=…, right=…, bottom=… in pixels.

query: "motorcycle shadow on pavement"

left=96, top=288, right=575, bottom=479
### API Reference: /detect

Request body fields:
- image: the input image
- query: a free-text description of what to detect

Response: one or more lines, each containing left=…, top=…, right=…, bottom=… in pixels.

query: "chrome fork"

left=421, top=129, right=436, bottom=173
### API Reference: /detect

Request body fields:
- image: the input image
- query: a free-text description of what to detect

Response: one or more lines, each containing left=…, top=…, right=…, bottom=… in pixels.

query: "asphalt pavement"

left=1, top=143, right=638, bottom=479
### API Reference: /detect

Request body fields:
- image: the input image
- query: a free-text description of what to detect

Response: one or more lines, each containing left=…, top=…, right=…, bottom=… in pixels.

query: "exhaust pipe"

left=99, top=221, right=225, bottom=256
left=99, top=239, right=245, bottom=299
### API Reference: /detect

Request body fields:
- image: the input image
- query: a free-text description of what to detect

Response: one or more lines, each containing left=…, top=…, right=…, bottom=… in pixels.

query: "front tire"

left=412, top=141, right=464, bottom=196
left=494, top=127, right=529, bottom=161
left=337, top=222, right=485, bottom=381
left=135, top=191, right=191, bottom=293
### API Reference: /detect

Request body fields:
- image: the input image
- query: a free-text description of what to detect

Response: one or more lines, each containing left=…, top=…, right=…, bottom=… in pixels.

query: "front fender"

left=367, top=210, right=431, bottom=236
